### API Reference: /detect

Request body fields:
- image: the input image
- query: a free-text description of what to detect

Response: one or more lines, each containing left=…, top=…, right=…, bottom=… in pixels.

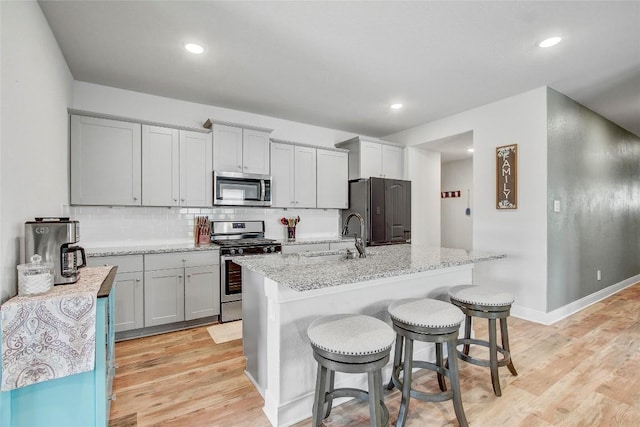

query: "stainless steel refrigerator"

left=342, top=177, right=411, bottom=246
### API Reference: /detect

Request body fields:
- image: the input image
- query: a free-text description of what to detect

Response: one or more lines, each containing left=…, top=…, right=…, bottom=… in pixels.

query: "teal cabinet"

left=0, top=268, right=116, bottom=426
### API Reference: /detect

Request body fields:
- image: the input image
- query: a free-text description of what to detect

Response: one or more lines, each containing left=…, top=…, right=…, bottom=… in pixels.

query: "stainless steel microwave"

left=213, top=171, right=272, bottom=206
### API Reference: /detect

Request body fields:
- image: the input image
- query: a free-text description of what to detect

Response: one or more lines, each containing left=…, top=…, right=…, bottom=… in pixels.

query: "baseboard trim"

left=511, top=275, right=640, bottom=325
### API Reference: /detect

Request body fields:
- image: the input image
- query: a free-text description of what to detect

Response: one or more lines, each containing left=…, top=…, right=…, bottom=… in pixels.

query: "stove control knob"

left=238, top=248, right=244, bottom=255
left=263, top=247, right=269, bottom=253
left=229, top=249, right=236, bottom=255
left=269, top=246, right=275, bottom=253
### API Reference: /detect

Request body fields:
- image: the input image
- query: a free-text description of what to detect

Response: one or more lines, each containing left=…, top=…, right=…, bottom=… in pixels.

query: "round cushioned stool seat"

left=389, top=298, right=465, bottom=328
left=448, top=284, right=514, bottom=307
left=308, top=314, right=395, bottom=356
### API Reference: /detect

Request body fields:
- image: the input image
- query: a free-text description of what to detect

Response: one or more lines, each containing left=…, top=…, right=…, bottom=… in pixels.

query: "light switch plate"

left=553, top=200, right=561, bottom=212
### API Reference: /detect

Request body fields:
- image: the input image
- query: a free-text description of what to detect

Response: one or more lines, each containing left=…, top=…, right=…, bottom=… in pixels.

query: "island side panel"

left=242, top=267, right=269, bottom=394
left=260, top=265, right=473, bottom=427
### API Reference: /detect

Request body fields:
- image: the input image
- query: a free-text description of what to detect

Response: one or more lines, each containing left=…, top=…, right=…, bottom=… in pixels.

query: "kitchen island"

left=234, top=244, right=505, bottom=427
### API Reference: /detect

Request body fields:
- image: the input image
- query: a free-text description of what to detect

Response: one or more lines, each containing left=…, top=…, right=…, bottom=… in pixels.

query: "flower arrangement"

left=279, top=216, right=300, bottom=227
left=280, top=216, right=300, bottom=240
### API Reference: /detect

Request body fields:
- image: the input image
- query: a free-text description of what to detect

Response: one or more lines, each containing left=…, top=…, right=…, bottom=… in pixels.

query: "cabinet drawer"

left=145, top=251, right=218, bottom=270
left=87, top=254, right=143, bottom=273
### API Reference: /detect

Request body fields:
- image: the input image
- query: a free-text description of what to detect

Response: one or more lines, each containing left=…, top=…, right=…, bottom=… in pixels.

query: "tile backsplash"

left=64, top=205, right=341, bottom=247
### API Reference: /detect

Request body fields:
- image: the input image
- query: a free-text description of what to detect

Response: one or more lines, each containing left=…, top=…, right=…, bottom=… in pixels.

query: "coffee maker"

left=24, top=217, right=87, bottom=285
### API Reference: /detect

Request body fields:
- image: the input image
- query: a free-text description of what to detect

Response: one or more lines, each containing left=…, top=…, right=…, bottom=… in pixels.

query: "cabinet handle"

left=135, top=278, right=140, bottom=282
left=174, top=198, right=178, bottom=202
left=243, top=166, right=248, bottom=169
left=178, top=275, right=183, bottom=278
left=109, top=393, right=117, bottom=401
left=237, top=165, right=242, bottom=169
left=182, top=258, right=187, bottom=262
left=181, top=198, right=185, bottom=202
left=133, top=197, right=138, bottom=201
left=187, top=274, right=191, bottom=278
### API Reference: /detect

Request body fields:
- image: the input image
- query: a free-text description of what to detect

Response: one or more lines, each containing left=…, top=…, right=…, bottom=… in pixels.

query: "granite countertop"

left=85, top=242, right=220, bottom=257
left=233, top=244, right=506, bottom=291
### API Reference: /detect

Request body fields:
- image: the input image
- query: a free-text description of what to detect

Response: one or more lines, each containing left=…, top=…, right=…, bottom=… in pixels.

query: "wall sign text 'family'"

left=496, top=144, right=517, bottom=209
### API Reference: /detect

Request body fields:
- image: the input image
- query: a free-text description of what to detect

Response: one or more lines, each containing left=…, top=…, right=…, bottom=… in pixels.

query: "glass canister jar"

left=17, top=254, right=54, bottom=296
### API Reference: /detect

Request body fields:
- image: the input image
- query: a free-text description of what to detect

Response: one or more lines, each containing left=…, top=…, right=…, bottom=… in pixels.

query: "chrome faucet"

left=342, top=212, right=367, bottom=258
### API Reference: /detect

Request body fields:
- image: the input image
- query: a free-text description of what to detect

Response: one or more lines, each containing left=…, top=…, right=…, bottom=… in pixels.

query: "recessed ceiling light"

left=538, top=36, right=562, bottom=48
left=390, top=103, right=403, bottom=110
left=467, top=148, right=474, bottom=153
left=184, top=43, right=205, bottom=54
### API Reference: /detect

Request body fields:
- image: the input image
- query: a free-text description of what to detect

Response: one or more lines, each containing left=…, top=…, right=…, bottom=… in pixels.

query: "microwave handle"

left=261, top=179, right=266, bottom=201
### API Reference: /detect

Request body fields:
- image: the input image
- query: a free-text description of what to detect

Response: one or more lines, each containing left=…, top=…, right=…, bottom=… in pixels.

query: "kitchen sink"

left=298, top=249, right=372, bottom=262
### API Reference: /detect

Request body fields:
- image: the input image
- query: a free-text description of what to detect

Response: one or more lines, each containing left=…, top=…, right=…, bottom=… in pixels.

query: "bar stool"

left=448, top=285, right=518, bottom=396
left=387, top=298, right=468, bottom=427
left=307, top=313, right=395, bottom=427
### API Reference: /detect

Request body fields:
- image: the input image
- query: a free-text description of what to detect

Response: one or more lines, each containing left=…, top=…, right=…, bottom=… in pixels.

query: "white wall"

left=441, top=158, right=473, bottom=250
left=0, top=1, right=73, bottom=301
left=72, top=81, right=358, bottom=147
left=407, top=147, right=441, bottom=247
left=386, top=87, right=549, bottom=315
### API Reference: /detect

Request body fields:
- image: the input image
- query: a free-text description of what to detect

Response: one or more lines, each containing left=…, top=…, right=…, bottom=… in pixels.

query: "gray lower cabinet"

left=184, top=265, right=219, bottom=320
left=144, top=267, right=185, bottom=327
left=86, top=254, right=144, bottom=333
left=144, top=251, right=220, bottom=327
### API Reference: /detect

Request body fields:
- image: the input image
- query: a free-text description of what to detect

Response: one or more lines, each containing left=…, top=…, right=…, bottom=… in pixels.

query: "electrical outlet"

left=553, top=200, right=561, bottom=212
left=597, top=270, right=602, bottom=281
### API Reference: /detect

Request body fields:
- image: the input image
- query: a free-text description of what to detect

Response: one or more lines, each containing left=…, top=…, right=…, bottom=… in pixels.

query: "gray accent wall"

left=547, top=87, right=640, bottom=311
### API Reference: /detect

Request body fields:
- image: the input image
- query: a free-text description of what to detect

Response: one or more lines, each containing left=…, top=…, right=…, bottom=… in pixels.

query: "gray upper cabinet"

left=142, top=125, right=180, bottom=206
left=142, top=125, right=212, bottom=207
left=335, top=136, right=404, bottom=181
left=179, top=131, right=213, bottom=207
left=212, top=123, right=270, bottom=175
left=270, top=141, right=317, bottom=208
left=71, top=115, right=142, bottom=205
left=71, top=114, right=212, bottom=207
left=316, top=148, right=348, bottom=209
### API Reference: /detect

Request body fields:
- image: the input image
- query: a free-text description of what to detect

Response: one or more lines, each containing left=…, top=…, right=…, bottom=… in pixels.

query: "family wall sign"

left=496, top=144, right=517, bottom=209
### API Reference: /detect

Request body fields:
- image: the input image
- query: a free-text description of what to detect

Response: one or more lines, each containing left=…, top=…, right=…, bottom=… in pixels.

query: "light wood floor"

left=109, top=283, right=640, bottom=426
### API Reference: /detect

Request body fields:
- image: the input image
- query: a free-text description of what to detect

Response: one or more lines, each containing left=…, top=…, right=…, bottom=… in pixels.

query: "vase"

left=287, top=226, right=296, bottom=240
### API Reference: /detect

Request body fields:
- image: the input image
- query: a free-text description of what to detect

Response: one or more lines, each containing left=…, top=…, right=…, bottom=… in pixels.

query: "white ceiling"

left=39, top=1, right=640, bottom=142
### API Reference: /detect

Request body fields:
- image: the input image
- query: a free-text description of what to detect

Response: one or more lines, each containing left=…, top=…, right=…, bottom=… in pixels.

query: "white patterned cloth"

left=1, top=267, right=111, bottom=391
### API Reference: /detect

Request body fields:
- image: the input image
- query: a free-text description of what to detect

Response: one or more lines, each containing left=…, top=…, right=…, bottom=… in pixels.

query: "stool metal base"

left=387, top=321, right=468, bottom=427
left=450, top=298, right=518, bottom=397
left=311, top=346, right=390, bottom=427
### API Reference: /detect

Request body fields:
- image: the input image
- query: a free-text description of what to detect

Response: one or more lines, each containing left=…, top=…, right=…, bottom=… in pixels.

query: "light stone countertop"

left=233, top=244, right=506, bottom=291
left=85, top=242, right=220, bottom=257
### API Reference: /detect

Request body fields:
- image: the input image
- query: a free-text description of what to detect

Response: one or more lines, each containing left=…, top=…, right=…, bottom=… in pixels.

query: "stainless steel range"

left=211, top=220, right=281, bottom=322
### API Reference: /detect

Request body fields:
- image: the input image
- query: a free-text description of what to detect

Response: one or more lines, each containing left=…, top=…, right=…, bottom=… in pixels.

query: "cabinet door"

left=294, top=145, right=317, bottom=208
left=382, top=144, right=404, bottom=179
left=114, top=271, right=144, bottom=332
left=142, top=125, right=180, bottom=206
left=71, top=115, right=142, bottom=205
left=185, top=265, right=220, bottom=321
left=213, top=124, right=243, bottom=172
left=359, top=140, right=383, bottom=179
left=316, top=149, right=348, bottom=209
left=242, top=129, right=270, bottom=175
left=144, top=268, right=185, bottom=326
left=180, top=131, right=213, bottom=206
left=270, top=142, right=296, bottom=207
